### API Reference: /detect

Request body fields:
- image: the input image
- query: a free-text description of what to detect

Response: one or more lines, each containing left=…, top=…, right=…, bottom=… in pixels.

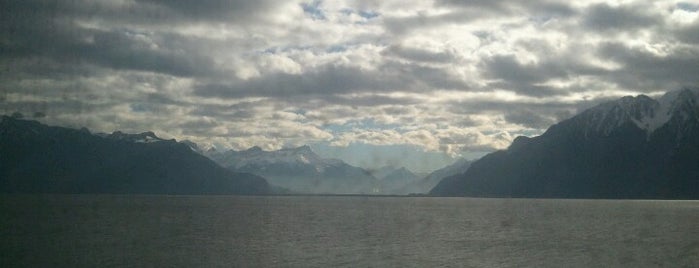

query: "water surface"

left=1, top=195, right=697, bottom=267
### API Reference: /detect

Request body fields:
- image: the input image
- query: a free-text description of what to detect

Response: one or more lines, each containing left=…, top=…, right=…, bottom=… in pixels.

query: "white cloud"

left=2, top=0, right=699, bottom=167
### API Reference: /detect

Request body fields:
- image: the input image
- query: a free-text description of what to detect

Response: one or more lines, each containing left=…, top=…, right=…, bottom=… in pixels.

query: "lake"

left=1, top=195, right=698, bottom=267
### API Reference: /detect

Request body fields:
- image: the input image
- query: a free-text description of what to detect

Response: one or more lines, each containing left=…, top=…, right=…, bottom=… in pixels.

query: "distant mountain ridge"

left=96, top=131, right=167, bottom=143
left=399, top=158, right=472, bottom=194
left=431, top=88, right=699, bottom=199
left=207, top=146, right=381, bottom=194
left=370, top=166, right=421, bottom=194
left=0, top=117, right=269, bottom=195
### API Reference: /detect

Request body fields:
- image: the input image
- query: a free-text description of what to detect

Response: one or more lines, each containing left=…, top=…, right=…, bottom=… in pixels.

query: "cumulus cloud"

left=2, top=0, right=699, bottom=170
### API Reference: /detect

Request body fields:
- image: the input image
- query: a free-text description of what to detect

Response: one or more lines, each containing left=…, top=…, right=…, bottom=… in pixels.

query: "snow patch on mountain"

left=99, top=131, right=168, bottom=143
left=209, top=145, right=343, bottom=171
left=579, top=88, right=699, bottom=137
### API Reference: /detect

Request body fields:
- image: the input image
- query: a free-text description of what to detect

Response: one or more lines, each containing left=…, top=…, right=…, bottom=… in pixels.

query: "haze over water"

left=1, top=195, right=697, bottom=267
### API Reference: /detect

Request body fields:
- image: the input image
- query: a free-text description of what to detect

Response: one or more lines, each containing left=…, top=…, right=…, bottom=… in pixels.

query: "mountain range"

left=4, top=88, right=697, bottom=198
left=0, top=117, right=269, bottom=195
left=431, top=88, right=699, bottom=199
left=369, top=166, right=421, bottom=194
left=206, top=146, right=382, bottom=194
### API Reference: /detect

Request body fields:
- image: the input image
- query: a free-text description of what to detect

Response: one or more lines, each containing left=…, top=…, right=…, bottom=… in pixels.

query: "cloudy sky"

left=2, top=0, right=699, bottom=172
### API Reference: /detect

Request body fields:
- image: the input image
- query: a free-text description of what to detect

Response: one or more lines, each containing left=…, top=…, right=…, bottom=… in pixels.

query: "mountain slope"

left=0, top=117, right=269, bottom=195
left=431, top=88, right=699, bottom=199
left=207, top=146, right=380, bottom=194
left=372, top=166, right=420, bottom=194
left=400, top=158, right=472, bottom=194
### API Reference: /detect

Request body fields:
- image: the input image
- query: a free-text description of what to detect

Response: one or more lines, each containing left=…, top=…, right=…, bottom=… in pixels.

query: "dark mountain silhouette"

left=431, top=88, right=699, bottom=199
left=0, top=117, right=269, bottom=195
left=207, top=146, right=380, bottom=194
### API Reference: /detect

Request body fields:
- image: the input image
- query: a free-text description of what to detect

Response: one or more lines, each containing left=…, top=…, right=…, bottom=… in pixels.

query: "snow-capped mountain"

left=212, top=145, right=341, bottom=172
left=432, top=88, right=699, bottom=199
left=207, top=146, right=380, bottom=194
left=574, top=88, right=699, bottom=137
left=97, top=131, right=169, bottom=143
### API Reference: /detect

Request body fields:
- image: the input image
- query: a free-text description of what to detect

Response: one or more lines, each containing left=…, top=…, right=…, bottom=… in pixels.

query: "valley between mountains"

left=2, top=88, right=698, bottom=198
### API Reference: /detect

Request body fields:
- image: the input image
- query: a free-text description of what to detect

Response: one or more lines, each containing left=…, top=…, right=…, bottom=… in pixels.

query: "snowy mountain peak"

left=580, top=95, right=656, bottom=135
left=576, top=88, right=699, bottom=137
left=205, top=145, right=381, bottom=194
left=103, top=130, right=168, bottom=143
left=180, top=140, right=201, bottom=153
left=211, top=145, right=324, bottom=169
left=667, top=88, right=699, bottom=116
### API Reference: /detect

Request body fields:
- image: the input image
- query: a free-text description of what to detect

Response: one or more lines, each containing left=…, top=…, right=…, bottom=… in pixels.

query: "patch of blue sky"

left=677, top=2, right=699, bottom=12
left=259, top=45, right=313, bottom=55
left=338, top=8, right=379, bottom=25
left=339, top=8, right=353, bottom=16
left=519, top=129, right=545, bottom=137
left=358, top=10, right=379, bottom=19
left=301, top=0, right=326, bottom=20
left=129, top=103, right=150, bottom=113
left=339, top=8, right=379, bottom=19
left=326, top=44, right=350, bottom=53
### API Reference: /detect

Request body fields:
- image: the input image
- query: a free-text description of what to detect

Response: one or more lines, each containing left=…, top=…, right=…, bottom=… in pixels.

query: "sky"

left=1, top=0, right=699, bottom=172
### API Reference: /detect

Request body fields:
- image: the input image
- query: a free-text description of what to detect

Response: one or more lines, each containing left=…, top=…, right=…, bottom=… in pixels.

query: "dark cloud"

left=384, top=45, right=457, bottom=63
left=445, top=96, right=614, bottom=127
left=504, top=109, right=556, bottom=129
left=674, top=22, right=699, bottom=44
left=177, top=119, right=222, bottom=135
left=194, top=65, right=393, bottom=99
left=379, top=0, right=574, bottom=36
left=484, top=55, right=560, bottom=84
left=480, top=55, right=567, bottom=96
left=0, top=1, right=218, bottom=78
left=582, top=3, right=660, bottom=32
left=435, top=0, right=576, bottom=17
left=0, top=0, right=279, bottom=27
left=328, top=95, right=422, bottom=107
left=480, top=48, right=616, bottom=97
left=194, top=62, right=468, bottom=100
left=435, top=0, right=507, bottom=11
left=386, top=61, right=471, bottom=90
left=64, top=29, right=214, bottom=77
left=0, top=98, right=116, bottom=119
left=1, top=0, right=697, bottom=164
left=382, top=10, right=481, bottom=35
left=597, top=42, right=699, bottom=90
left=189, top=100, right=270, bottom=119
left=380, top=0, right=576, bottom=35
left=138, top=0, right=275, bottom=20
left=143, top=93, right=185, bottom=106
